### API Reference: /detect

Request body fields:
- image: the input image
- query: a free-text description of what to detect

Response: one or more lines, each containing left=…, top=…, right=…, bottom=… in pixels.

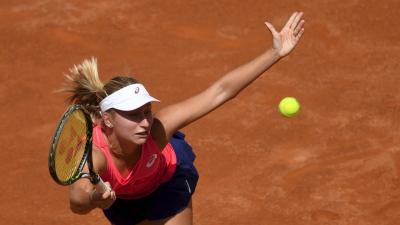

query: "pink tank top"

left=93, top=125, right=177, bottom=199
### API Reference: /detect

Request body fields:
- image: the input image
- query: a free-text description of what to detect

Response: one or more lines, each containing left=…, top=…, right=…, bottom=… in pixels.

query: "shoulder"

left=92, top=145, right=107, bottom=175
left=150, top=118, right=169, bottom=150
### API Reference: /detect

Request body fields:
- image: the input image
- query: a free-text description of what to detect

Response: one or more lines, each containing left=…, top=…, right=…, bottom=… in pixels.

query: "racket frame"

left=48, top=104, right=94, bottom=185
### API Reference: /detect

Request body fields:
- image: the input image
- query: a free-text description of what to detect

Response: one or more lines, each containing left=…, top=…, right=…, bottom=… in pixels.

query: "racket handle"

left=92, top=174, right=111, bottom=193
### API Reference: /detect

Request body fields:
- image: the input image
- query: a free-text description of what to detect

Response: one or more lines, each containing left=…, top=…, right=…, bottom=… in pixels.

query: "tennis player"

left=63, top=11, right=305, bottom=225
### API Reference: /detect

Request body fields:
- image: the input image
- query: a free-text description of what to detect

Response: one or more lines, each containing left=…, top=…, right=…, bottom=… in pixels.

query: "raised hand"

left=265, top=12, right=305, bottom=57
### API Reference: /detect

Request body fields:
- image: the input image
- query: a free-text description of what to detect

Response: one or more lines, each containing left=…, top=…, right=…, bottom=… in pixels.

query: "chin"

left=134, top=137, right=149, bottom=145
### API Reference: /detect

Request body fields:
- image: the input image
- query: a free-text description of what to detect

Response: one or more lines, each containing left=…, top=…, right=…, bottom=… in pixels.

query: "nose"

left=139, top=116, right=151, bottom=128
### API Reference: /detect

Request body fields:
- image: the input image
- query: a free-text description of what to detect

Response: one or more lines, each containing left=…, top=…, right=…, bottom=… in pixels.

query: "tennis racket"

left=48, top=104, right=109, bottom=193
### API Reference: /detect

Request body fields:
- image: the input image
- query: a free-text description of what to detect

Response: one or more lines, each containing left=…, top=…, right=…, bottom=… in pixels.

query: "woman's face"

left=110, top=103, right=154, bottom=145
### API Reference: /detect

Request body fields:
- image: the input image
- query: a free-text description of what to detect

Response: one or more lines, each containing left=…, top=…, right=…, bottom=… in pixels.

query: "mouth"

left=135, top=131, right=149, bottom=137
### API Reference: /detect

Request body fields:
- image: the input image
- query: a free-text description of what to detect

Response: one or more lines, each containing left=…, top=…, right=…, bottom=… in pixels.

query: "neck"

left=102, top=129, right=142, bottom=164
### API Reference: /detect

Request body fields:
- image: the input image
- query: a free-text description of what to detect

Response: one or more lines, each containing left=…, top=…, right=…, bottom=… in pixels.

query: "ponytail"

left=59, top=57, right=106, bottom=118
left=59, top=58, right=141, bottom=120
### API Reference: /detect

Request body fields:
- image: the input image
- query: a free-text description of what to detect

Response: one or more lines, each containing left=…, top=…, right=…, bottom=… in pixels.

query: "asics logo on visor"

left=135, top=87, right=140, bottom=94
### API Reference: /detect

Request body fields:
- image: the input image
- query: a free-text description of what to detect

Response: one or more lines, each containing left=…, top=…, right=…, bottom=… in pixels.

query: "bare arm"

left=69, top=177, right=97, bottom=214
left=154, top=12, right=305, bottom=142
left=69, top=147, right=116, bottom=214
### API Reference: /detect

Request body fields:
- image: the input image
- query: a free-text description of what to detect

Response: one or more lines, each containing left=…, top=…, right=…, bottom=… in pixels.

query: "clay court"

left=1, top=1, right=400, bottom=224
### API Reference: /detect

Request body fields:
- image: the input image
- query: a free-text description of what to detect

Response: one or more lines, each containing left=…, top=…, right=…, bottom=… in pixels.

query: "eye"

left=144, top=109, right=152, bottom=116
left=132, top=112, right=142, bottom=117
left=124, top=111, right=140, bottom=119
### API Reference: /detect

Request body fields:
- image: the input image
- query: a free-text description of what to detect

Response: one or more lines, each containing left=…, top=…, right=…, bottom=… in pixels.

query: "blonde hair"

left=60, top=57, right=139, bottom=119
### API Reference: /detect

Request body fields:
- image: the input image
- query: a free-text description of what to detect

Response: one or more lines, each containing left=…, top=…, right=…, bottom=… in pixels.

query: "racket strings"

left=54, top=110, right=88, bottom=182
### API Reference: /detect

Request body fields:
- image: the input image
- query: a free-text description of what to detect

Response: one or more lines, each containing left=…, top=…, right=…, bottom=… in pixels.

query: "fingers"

left=290, top=12, right=303, bottom=30
left=105, top=182, right=116, bottom=200
left=295, top=28, right=305, bottom=42
left=294, top=19, right=305, bottom=37
left=101, top=189, right=116, bottom=209
left=268, top=11, right=304, bottom=37
left=104, top=181, right=112, bottom=191
left=286, top=11, right=305, bottom=41
left=283, top=12, right=298, bottom=30
left=90, top=188, right=116, bottom=209
left=102, top=189, right=117, bottom=200
left=91, top=183, right=116, bottom=202
left=111, top=190, right=116, bottom=200
left=102, top=189, right=111, bottom=199
left=88, top=181, right=116, bottom=209
left=101, top=182, right=115, bottom=200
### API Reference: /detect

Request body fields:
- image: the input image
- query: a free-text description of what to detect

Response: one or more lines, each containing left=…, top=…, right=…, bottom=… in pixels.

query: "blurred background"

left=1, top=1, right=400, bottom=224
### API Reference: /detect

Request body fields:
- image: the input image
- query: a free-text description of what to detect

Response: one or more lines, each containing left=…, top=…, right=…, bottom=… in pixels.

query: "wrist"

left=88, top=189, right=98, bottom=209
left=266, top=48, right=282, bottom=61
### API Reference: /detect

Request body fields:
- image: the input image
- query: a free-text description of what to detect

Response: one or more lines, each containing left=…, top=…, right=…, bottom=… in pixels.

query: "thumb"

left=104, top=181, right=112, bottom=190
left=101, top=182, right=113, bottom=199
left=265, top=22, right=279, bottom=37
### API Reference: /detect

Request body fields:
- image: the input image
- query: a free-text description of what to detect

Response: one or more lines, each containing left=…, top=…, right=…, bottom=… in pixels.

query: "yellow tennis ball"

left=278, top=97, right=300, bottom=118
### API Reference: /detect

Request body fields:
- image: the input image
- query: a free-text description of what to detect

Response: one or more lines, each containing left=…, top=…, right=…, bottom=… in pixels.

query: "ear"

left=105, top=121, right=114, bottom=128
left=102, top=112, right=114, bottom=128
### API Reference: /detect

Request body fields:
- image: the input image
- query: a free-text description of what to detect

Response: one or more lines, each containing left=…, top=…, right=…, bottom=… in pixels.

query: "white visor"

left=100, top=84, right=160, bottom=112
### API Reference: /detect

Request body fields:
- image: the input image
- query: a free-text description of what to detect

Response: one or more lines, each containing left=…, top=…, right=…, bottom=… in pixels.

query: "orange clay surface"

left=1, top=1, right=400, bottom=225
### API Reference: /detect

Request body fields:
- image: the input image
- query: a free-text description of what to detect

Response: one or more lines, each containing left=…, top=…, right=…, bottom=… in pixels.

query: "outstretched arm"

left=154, top=12, right=305, bottom=142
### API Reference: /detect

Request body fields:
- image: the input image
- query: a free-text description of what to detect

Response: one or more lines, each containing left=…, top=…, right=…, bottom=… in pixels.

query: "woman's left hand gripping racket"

left=48, top=104, right=110, bottom=193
